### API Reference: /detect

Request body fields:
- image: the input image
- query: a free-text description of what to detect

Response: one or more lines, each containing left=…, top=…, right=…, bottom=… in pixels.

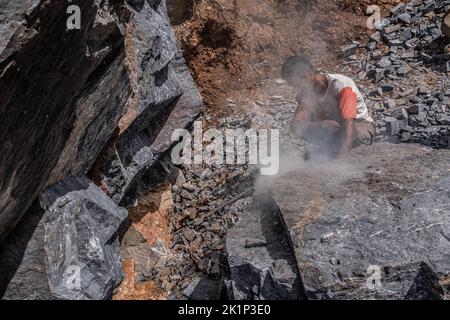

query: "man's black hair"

left=281, top=55, right=316, bottom=81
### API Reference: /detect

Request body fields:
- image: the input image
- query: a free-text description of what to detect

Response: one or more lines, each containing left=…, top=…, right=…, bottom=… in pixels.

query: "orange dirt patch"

left=174, top=0, right=391, bottom=121
left=113, top=259, right=166, bottom=300
left=129, top=182, right=174, bottom=247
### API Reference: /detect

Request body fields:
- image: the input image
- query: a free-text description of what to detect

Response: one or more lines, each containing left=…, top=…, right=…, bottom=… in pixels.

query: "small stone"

left=380, top=83, right=395, bottom=93
left=244, top=238, right=268, bottom=248
left=397, top=67, right=408, bottom=76
left=376, top=57, right=392, bottom=68
left=418, top=87, right=429, bottom=96
left=399, top=89, right=414, bottom=97
left=385, top=117, right=407, bottom=136
left=183, top=229, right=196, bottom=242
left=370, top=31, right=382, bottom=42
left=370, top=88, right=383, bottom=97
left=402, top=52, right=416, bottom=59
left=420, top=52, right=433, bottom=63
left=391, top=107, right=408, bottom=120
left=400, top=30, right=413, bottom=42
left=367, top=42, right=377, bottom=51
left=184, top=207, right=198, bottom=220
left=181, top=190, right=194, bottom=200
left=443, top=10, right=450, bottom=38
left=341, top=44, right=358, bottom=58
left=398, top=12, right=412, bottom=24
left=401, top=131, right=412, bottom=142
left=385, top=99, right=397, bottom=110
left=408, top=104, right=428, bottom=115
left=374, top=19, right=390, bottom=30
left=391, top=3, right=406, bottom=15
left=384, top=24, right=402, bottom=34
left=388, top=39, right=405, bottom=47
left=182, top=183, right=197, bottom=193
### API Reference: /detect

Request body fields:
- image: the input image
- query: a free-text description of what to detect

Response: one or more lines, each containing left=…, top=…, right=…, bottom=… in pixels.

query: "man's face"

left=288, top=72, right=314, bottom=94
left=289, top=73, right=326, bottom=97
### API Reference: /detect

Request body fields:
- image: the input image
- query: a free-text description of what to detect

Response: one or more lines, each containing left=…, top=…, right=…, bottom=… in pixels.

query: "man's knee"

left=353, top=121, right=375, bottom=147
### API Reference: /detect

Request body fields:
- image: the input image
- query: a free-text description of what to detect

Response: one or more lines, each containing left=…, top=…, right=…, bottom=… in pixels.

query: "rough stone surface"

left=1, top=176, right=128, bottom=300
left=97, top=2, right=202, bottom=206
left=0, top=0, right=131, bottom=241
left=0, top=0, right=202, bottom=243
left=40, top=176, right=128, bottom=300
left=0, top=202, right=54, bottom=300
left=0, top=0, right=201, bottom=299
left=270, top=143, right=450, bottom=300
left=227, top=191, right=304, bottom=300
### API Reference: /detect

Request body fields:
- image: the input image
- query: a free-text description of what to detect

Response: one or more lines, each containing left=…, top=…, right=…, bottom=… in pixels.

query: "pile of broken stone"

left=161, top=95, right=301, bottom=298
left=341, top=0, right=450, bottom=149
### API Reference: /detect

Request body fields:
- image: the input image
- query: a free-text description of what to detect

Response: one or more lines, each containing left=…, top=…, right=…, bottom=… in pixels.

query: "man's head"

left=281, top=55, right=326, bottom=94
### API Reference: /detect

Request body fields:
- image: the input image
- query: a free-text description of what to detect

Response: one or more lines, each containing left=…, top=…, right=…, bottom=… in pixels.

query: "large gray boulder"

left=269, top=143, right=450, bottom=300
left=0, top=0, right=202, bottom=299
left=0, top=177, right=128, bottom=300
left=0, top=0, right=130, bottom=241
left=0, top=0, right=202, bottom=242
left=40, top=176, right=128, bottom=300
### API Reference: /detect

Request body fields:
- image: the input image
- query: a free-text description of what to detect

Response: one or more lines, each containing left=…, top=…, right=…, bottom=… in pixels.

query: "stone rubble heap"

left=341, top=0, right=450, bottom=149
left=147, top=115, right=258, bottom=298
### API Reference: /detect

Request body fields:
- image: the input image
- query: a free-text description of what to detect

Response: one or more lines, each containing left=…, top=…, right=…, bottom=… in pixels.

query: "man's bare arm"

left=339, top=118, right=354, bottom=156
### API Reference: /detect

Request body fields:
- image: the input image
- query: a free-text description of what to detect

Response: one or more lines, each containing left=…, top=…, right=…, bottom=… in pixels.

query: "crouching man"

left=281, top=55, right=375, bottom=158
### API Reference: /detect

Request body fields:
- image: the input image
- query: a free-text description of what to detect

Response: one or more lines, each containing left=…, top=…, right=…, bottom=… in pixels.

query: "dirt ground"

left=173, top=0, right=400, bottom=120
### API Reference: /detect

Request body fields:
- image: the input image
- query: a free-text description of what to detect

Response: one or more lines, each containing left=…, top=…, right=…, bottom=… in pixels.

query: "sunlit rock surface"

left=270, top=143, right=450, bottom=300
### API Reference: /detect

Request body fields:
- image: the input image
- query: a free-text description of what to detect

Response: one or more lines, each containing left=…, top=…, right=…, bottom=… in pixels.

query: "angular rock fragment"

left=341, top=44, right=358, bottom=58
left=40, top=176, right=128, bottom=300
left=96, top=1, right=202, bottom=206
left=385, top=116, right=408, bottom=135
left=442, top=8, right=450, bottom=37
left=1, top=176, right=128, bottom=300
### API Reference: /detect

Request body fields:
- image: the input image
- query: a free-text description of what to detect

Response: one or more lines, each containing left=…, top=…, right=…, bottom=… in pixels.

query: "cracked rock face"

left=0, top=0, right=201, bottom=299
left=96, top=0, right=202, bottom=206
left=0, top=0, right=201, bottom=240
left=0, top=0, right=130, bottom=241
left=269, top=143, right=450, bottom=300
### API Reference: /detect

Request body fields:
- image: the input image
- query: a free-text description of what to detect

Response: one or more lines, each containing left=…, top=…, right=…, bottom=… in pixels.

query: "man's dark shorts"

left=291, top=119, right=375, bottom=151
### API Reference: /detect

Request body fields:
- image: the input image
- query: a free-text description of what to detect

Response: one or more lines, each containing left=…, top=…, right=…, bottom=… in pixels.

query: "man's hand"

left=339, top=118, right=355, bottom=157
left=319, top=120, right=341, bottom=131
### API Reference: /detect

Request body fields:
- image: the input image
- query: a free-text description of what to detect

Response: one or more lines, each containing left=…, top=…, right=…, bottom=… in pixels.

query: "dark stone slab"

left=0, top=202, right=54, bottom=300
left=270, top=143, right=450, bottom=300
left=0, top=0, right=130, bottom=241
left=227, top=191, right=304, bottom=300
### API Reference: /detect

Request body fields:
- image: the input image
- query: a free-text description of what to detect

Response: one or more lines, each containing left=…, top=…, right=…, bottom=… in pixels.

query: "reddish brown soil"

left=174, top=0, right=397, bottom=120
